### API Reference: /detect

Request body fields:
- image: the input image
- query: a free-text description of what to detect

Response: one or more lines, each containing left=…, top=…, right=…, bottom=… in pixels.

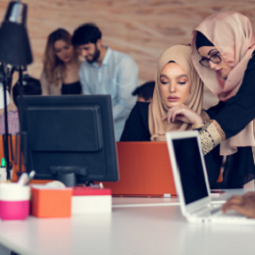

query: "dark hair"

left=195, top=31, right=214, bottom=50
left=13, top=74, right=42, bottom=107
left=72, top=23, right=102, bottom=46
left=132, top=81, right=155, bottom=101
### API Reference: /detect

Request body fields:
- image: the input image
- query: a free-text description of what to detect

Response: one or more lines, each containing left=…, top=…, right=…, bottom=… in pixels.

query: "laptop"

left=99, top=142, right=177, bottom=197
left=166, top=131, right=255, bottom=224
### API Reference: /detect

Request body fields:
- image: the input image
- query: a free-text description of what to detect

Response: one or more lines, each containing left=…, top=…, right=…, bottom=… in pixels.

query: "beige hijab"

left=191, top=11, right=255, bottom=155
left=149, top=45, right=204, bottom=141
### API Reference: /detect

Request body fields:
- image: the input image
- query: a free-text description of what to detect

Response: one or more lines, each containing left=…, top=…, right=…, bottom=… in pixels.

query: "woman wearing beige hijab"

left=169, top=12, right=255, bottom=189
left=120, top=44, right=225, bottom=187
left=120, top=44, right=205, bottom=142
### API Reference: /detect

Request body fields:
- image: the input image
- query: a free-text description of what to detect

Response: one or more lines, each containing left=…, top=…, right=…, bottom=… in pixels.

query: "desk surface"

left=0, top=189, right=253, bottom=255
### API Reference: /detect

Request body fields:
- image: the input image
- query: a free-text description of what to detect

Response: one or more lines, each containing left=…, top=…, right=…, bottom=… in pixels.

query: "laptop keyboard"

left=198, top=204, right=251, bottom=222
left=189, top=204, right=255, bottom=223
left=208, top=205, right=254, bottom=223
left=212, top=209, right=248, bottom=218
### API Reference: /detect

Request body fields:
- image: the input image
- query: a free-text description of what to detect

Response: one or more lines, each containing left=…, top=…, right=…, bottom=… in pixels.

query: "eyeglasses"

left=199, top=52, right=221, bottom=68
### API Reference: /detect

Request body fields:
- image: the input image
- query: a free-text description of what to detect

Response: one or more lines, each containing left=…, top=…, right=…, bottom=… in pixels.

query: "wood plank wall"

left=0, top=0, right=254, bottom=107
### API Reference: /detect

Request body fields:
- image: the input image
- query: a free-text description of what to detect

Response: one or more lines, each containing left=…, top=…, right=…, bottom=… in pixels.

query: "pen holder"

left=0, top=183, right=30, bottom=220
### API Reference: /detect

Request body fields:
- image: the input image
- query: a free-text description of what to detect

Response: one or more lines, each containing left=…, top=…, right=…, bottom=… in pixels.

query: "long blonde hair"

left=43, top=28, right=75, bottom=86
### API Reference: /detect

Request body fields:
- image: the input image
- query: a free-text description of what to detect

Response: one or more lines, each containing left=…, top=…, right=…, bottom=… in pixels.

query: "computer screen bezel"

left=18, top=95, right=119, bottom=185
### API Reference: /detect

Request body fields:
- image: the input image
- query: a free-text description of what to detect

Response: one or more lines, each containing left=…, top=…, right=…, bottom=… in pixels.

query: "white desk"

left=112, top=189, right=248, bottom=207
left=0, top=189, right=253, bottom=255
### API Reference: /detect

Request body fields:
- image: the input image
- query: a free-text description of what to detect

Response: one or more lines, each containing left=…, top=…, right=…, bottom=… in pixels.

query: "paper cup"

left=0, top=183, right=30, bottom=220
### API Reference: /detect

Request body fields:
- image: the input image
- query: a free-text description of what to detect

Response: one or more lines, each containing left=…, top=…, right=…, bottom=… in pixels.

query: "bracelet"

left=199, top=120, right=225, bottom=155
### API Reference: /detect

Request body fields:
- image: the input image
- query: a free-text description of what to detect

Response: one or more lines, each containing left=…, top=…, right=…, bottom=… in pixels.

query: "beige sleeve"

left=40, top=71, right=50, bottom=95
left=199, top=120, right=226, bottom=155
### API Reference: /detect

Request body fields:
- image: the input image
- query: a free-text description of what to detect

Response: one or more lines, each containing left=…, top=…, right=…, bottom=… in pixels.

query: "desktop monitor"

left=18, top=95, right=119, bottom=186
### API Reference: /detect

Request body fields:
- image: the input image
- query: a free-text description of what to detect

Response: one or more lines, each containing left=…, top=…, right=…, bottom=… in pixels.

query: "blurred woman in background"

left=40, top=28, right=82, bottom=95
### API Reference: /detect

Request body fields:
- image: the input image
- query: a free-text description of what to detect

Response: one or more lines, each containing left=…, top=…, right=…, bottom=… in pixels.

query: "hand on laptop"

left=222, top=192, right=255, bottom=218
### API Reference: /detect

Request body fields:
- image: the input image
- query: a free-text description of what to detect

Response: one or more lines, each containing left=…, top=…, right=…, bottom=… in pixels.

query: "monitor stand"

left=50, top=166, right=87, bottom=187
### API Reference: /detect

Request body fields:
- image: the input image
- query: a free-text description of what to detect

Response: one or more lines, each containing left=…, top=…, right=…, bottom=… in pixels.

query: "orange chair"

left=101, top=141, right=222, bottom=197
left=100, top=142, right=177, bottom=197
left=0, top=135, right=20, bottom=181
left=0, top=137, right=222, bottom=188
left=0, top=135, right=37, bottom=182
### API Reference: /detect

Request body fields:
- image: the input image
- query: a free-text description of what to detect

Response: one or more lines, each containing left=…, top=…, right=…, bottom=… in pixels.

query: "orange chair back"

left=101, top=142, right=177, bottom=197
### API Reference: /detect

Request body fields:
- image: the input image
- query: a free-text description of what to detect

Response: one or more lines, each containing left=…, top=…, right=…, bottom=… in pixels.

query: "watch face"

left=0, top=82, right=10, bottom=109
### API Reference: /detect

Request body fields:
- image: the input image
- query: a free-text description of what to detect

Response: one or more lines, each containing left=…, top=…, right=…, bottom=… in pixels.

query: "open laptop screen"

left=173, top=137, right=209, bottom=205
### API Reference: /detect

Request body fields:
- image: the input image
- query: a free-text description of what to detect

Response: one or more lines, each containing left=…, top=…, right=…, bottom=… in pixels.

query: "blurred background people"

left=40, top=28, right=82, bottom=95
left=0, top=72, right=41, bottom=135
left=72, top=23, right=139, bottom=141
left=132, top=81, right=155, bottom=103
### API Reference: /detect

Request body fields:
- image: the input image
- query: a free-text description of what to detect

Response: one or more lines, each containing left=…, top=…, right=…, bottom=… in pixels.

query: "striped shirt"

left=0, top=110, right=19, bottom=135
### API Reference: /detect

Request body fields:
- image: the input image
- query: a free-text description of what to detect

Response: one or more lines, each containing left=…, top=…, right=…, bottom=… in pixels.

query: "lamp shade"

left=0, top=1, right=33, bottom=66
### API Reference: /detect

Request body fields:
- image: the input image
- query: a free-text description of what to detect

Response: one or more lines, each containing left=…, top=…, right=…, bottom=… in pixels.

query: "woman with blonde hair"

left=40, top=28, right=82, bottom=95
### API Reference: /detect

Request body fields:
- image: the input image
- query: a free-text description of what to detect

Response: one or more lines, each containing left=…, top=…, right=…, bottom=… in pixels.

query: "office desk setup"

left=0, top=189, right=253, bottom=255
left=0, top=99, right=252, bottom=255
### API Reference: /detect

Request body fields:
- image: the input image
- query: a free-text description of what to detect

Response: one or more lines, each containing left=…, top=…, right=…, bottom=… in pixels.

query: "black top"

left=208, top=51, right=255, bottom=140
left=120, top=53, right=255, bottom=188
left=61, top=81, right=82, bottom=95
left=205, top=51, right=255, bottom=188
left=121, top=102, right=151, bottom=142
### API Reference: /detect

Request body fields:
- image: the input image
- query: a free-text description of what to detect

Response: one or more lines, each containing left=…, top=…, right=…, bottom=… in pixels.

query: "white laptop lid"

left=166, top=131, right=211, bottom=216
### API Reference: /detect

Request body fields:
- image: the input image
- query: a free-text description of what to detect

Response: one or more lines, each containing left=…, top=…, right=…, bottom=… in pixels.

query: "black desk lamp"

left=0, top=0, right=33, bottom=179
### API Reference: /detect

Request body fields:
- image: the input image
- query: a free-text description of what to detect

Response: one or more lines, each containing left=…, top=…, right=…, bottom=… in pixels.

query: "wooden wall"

left=0, top=0, right=254, bottom=107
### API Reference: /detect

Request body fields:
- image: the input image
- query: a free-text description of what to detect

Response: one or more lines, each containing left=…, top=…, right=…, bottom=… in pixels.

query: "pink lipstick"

left=167, top=96, right=180, bottom=102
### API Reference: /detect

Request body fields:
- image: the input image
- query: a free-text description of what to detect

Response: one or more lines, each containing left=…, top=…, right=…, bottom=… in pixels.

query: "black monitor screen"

left=173, top=137, right=208, bottom=205
left=19, top=95, right=119, bottom=185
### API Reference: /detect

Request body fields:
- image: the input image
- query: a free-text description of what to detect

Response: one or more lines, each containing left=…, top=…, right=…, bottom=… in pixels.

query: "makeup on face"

left=54, top=40, right=74, bottom=63
left=198, top=46, right=232, bottom=80
left=159, top=62, right=190, bottom=108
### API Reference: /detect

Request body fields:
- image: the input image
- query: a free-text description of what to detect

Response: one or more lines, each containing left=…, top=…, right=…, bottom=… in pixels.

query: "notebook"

left=166, top=130, right=255, bottom=224
left=99, top=142, right=177, bottom=197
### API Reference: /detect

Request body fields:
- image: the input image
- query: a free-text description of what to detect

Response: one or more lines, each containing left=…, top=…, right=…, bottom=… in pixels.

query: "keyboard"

left=209, top=209, right=255, bottom=224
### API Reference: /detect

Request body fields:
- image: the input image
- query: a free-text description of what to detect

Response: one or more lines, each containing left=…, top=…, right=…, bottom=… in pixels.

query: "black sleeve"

left=204, top=145, right=223, bottom=188
left=214, top=53, right=255, bottom=139
left=120, top=102, right=150, bottom=141
left=205, top=101, right=225, bottom=119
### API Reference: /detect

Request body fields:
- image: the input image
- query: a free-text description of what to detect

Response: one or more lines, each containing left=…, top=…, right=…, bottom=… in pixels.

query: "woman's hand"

left=162, top=104, right=203, bottom=125
left=222, top=192, right=255, bottom=218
